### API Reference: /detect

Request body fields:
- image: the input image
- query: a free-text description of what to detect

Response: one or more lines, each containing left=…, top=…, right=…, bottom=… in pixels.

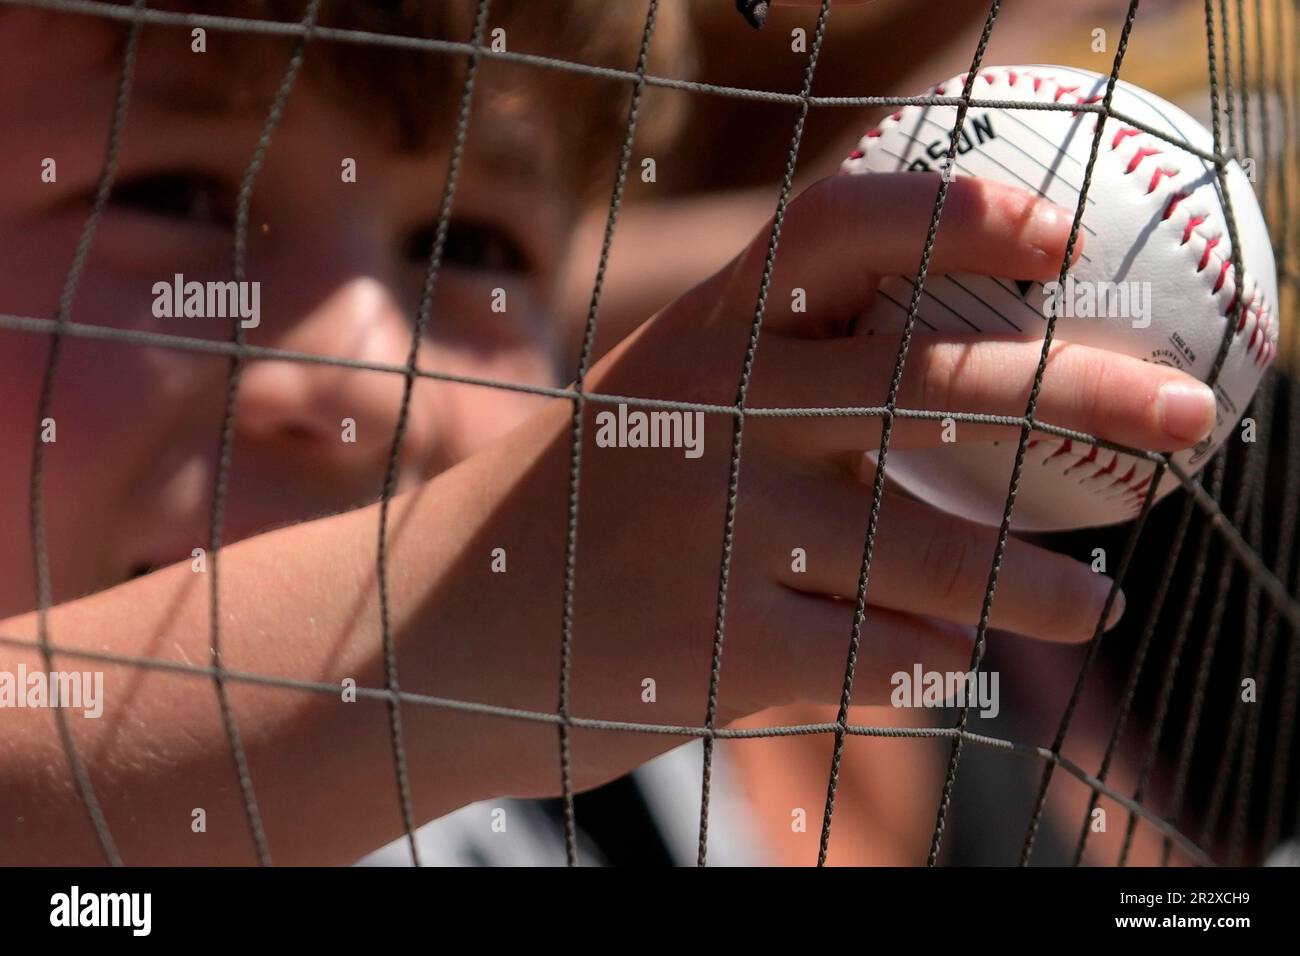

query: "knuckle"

left=917, top=341, right=964, bottom=414
left=941, top=176, right=991, bottom=234
left=1063, top=348, right=1113, bottom=427
left=920, top=526, right=975, bottom=608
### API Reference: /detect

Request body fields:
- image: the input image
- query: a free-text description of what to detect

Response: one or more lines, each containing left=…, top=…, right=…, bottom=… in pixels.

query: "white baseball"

left=840, top=64, right=1278, bottom=531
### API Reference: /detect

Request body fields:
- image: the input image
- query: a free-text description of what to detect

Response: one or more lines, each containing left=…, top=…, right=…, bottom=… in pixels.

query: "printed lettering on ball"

left=841, top=64, right=1277, bottom=531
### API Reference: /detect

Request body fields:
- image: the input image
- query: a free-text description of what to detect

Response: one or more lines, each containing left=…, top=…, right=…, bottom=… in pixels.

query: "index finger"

left=722, top=173, right=1082, bottom=335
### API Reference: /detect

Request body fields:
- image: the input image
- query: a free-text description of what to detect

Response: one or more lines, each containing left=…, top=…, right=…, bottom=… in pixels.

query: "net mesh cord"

left=1, top=0, right=1299, bottom=866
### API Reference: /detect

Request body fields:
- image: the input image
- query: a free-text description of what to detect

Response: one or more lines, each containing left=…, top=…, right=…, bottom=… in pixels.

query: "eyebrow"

left=135, top=75, right=263, bottom=118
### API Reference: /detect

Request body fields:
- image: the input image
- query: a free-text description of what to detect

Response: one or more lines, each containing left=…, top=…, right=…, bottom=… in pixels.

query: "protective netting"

left=2, top=0, right=1299, bottom=867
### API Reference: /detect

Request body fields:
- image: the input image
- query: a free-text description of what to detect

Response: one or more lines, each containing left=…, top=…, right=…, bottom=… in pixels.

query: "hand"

left=432, top=172, right=1216, bottom=800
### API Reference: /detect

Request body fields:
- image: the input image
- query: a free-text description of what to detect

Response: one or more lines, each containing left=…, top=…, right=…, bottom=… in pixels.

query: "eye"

left=403, top=218, right=533, bottom=275
left=109, top=170, right=235, bottom=226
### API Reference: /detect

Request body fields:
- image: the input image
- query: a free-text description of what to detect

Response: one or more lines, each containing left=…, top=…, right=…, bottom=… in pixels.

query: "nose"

left=235, top=277, right=437, bottom=489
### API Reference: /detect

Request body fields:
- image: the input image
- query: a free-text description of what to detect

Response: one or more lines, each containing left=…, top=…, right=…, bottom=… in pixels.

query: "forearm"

left=0, top=401, right=573, bottom=866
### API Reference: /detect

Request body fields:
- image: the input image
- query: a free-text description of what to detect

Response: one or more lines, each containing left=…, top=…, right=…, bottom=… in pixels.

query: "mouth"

left=126, top=549, right=191, bottom=581
left=127, top=562, right=163, bottom=581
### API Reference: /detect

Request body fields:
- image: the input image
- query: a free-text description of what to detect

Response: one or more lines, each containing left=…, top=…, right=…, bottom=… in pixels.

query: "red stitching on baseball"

left=844, top=65, right=1280, bottom=428
left=1091, top=454, right=1120, bottom=480
left=1066, top=445, right=1101, bottom=473
left=1181, top=215, right=1207, bottom=244
left=1212, top=258, right=1232, bottom=293
left=1147, top=167, right=1177, bottom=193
left=1162, top=191, right=1189, bottom=220
left=1112, top=126, right=1141, bottom=150
left=1197, top=235, right=1222, bottom=271
left=1108, top=464, right=1138, bottom=489
left=1125, top=146, right=1162, bottom=174
left=1071, top=92, right=1105, bottom=118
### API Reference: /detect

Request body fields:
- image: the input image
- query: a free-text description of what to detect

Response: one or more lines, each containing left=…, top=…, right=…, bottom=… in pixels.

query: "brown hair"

left=113, top=0, right=694, bottom=204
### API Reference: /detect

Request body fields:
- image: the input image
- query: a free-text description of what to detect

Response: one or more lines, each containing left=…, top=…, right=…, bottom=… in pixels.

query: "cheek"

left=0, top=333, right=147, bottom=615
left=0, top=220, right=216, bottom=566
left=3, top=213, right=227, bottom=385
left=0, top=216, right=78, bottom=318
left=0, top=328, right=182, bottom=511
left=0, top=217, right=148, bottom=470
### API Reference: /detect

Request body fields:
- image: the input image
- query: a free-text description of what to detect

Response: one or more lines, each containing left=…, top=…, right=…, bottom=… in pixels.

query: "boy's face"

left=0, top=12, right=575, bottom=615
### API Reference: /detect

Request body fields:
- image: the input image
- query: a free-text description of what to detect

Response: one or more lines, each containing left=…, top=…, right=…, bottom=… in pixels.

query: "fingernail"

left=1157, top=381, right=1217, bottom=443
left=1026, top=201, right=1071, bottom=257
left=1104, top=588, right=1126, bottom=631
left=1088, top=575, right=1126, bottom=633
